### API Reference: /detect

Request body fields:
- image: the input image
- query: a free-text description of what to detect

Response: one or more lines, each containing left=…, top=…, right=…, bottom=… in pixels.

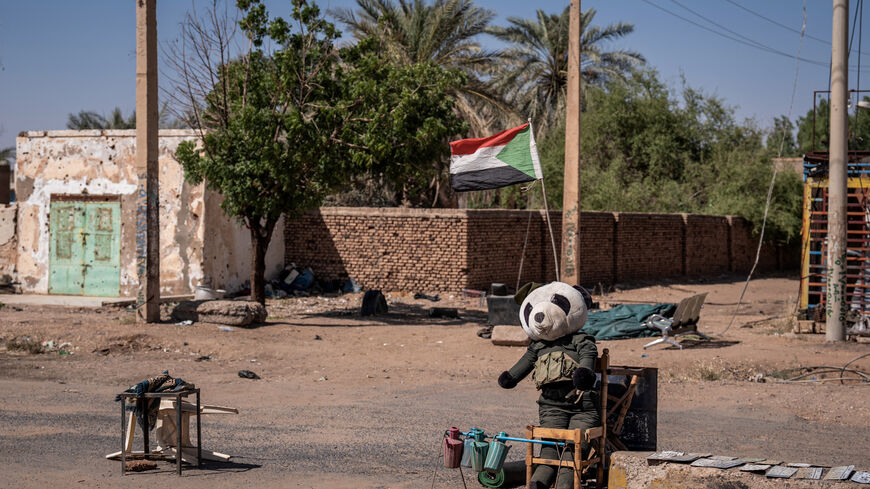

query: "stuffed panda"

left=497, top=282, right=600, bottom=489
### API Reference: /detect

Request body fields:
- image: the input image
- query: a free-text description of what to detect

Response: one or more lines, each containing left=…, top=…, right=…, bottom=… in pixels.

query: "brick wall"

left=285, top=207, right=796, bottom=292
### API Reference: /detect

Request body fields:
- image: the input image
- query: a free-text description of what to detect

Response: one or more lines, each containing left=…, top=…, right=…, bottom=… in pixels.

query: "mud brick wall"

left=684, top=214, right=730, bottom=277
left=285, top=207, right=467, bottom=291
left=285, top=207, right=795, bottom=292
left=614, top=213, right=685, bottom=281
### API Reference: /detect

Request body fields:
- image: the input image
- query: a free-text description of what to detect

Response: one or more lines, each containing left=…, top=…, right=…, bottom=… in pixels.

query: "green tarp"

left=581, top=303, right=677, bottom=341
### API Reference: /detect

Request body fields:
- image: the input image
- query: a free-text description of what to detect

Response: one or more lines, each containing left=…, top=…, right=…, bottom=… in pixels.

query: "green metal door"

left=49, top=200, right=121, bottom=296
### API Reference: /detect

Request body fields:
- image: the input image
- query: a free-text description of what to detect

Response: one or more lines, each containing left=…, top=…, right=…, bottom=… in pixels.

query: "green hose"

left=477, top=469, right=505, bottom=488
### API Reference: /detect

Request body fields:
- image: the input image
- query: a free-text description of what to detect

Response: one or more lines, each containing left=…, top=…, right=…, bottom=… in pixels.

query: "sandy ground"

left=1, top=273, right=869, bottom=488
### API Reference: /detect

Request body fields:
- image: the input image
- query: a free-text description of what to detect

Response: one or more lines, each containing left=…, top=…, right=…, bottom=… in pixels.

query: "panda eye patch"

left=551, top=294, right=571, bottom=315
left=523, top=303, right=533, bottom=326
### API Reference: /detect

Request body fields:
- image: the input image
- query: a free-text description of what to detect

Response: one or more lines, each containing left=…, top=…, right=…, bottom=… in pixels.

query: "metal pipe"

left=455, top=431, right=567, bottom=447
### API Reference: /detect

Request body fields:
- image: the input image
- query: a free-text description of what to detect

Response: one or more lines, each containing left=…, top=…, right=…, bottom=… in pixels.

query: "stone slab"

left=491, top=326, right=530, bottom=347
left=609, top=452, right=835, bottom=489
left=172, top=300, right=267, bottom=326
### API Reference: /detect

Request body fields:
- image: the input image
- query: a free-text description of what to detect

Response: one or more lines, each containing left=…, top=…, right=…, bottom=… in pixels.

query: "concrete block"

left=491, top=325, right=530, bottom=347
left=487, top=295, right=520, bottom=325
left=172, top=300, right=267, bottom=326
left=609, top=451, right=832, bottom=489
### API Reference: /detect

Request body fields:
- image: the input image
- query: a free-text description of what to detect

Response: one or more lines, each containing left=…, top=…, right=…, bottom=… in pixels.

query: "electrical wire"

left=716, top=0, right=808, bottom=337
left=639, top=0, right=870, bottom=73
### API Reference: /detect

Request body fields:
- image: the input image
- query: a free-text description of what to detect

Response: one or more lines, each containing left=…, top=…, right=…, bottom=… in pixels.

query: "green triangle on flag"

left=495, top=126, right=537, bottom=179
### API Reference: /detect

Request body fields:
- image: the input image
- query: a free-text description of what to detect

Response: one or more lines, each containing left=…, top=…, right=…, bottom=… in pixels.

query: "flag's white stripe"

left=449, top=144, right=508, bottom=174
left=528, top=122, right=543, bottom=180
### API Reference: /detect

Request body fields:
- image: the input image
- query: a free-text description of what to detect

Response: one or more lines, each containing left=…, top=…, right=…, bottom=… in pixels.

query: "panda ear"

left=572, top=285, right=593, bottom=310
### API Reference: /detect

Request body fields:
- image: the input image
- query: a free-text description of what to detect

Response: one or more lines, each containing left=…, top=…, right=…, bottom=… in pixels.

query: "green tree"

left=333, top=0, right=505, bottom=135
left=174, top=0, right=464, bottom=303
left=528, top=70, right=802, bottom=244
left=768, top=115, right=798, bottom=157
left=487, top=7, right=644, bottom=137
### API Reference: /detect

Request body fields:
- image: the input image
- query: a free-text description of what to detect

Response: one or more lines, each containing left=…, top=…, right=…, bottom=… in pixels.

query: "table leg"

left=196, top=391, right=202, bottom=468
left=176, top=393, right=183, bottom=476
left=121, top=398, right=126, bottom=476
left=142, top=400, right=149, bottom=455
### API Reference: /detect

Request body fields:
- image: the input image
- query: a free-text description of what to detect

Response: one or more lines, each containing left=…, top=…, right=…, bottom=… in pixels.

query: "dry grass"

left=5, top=336, right=44, bottom=354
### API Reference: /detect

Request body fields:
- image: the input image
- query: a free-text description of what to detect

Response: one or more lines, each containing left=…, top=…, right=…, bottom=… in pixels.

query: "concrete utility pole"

left=135, top=0, right=160, bottom=322
left=560, top=0, right=582, bottom=285
left=827, top=0, right=848, bottom=341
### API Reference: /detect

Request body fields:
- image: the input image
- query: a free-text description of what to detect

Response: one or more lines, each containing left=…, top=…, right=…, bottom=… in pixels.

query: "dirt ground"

left=1, top=272, right=868, bottom=488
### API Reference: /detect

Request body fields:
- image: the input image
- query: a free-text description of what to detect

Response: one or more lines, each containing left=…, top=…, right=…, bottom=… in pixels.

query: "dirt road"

left=1, top=274, right=868, bottom=488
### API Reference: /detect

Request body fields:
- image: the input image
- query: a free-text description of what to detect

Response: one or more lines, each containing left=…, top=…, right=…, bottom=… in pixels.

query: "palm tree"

left=66, top=107, right=136, bottom=130
left=332, top=0, right=509, bottom=136
left=488, top=7, right=644, bottom=137
left=0, top=146, right=13, bottom=166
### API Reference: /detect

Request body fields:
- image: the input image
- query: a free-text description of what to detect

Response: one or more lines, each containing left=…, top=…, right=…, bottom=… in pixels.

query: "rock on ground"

left=171, top=300, right=267, bottom=326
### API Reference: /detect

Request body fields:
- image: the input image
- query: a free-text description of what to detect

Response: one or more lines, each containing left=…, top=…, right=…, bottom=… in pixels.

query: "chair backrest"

left=670, top=293, right=707, bottom=329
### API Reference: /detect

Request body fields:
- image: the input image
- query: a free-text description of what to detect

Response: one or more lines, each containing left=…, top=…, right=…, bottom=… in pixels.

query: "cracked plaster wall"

left=15, top=130, right=206, bottom=296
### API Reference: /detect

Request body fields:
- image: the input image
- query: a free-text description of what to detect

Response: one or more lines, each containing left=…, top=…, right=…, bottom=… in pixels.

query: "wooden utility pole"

left=560, top=0, right=582, bottom=285
left=135, top=0, right=160, bottom=322
left=827, top=0, right=849, bottom=341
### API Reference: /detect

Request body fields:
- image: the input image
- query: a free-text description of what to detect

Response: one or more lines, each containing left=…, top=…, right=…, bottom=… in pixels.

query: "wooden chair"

left=525, top=349, right=609, bottom=489
left=604, top=366, right=644, bottom=451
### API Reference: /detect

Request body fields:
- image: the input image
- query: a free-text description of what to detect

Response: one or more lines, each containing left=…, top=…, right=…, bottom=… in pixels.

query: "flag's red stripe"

left=449, top=123, right=529, bottom=156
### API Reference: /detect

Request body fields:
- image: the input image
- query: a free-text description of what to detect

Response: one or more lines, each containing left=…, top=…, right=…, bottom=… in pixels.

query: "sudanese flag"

left=449, top=123, right=543, bottom=191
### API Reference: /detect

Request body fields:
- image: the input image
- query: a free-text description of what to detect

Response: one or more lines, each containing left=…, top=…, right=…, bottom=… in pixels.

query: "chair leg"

left=643, top=337, right=682, bottom=349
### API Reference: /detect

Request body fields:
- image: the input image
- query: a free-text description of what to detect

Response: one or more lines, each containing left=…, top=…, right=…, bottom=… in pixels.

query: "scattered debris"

left=172, top=300, right=267, bottom=327
left=175, top=320, right=193, bottom=326
left=314, top=335, right=322, bottom=340
left=316, top=376, right=327, bottom=381
left=342, top=278, right=361, bottom=294
left=125, top=460, right=157, bottom=472
left=476, top=325, right=493, bottom=339
left=219, top=326, right=235, bottom=332
left=238, top=370, right=260, bottom=380
left=6, top=336, right=44, bottom=354
left=414, top=292, right=440, bottom=302
left=94, top=334, right=157, bottom=356
left=194, top=355, right=211, bottom=362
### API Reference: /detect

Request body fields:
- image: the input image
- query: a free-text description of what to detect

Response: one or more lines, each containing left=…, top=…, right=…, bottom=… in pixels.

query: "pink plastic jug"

left=443, top=427, right=463, bottom=468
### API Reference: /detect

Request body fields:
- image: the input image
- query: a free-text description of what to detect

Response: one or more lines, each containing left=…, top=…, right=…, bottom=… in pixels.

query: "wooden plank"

left=531, top=457, right=576, bottom=468
left=824, top=465, right=855, bottom=481
left=583, top=427, right=603, bottom=442
left=530, top=427, right=578, bottom=441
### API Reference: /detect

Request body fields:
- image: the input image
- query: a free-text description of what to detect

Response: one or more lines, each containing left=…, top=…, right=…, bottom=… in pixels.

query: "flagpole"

left=529, top=119, right=560, bottom=282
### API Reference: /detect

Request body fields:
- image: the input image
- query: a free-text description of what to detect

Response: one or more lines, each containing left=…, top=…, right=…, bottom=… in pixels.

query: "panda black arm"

left=497, top=344, right=537, bottom=389
left=572, top=337, right=599, bottom=390
left=573, top=335, right=598, bottom=372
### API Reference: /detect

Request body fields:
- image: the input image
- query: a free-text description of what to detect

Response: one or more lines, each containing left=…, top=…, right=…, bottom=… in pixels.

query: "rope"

left=517, top=200, right=536, bottom=292
left=717, top=0, right=807, bottom=336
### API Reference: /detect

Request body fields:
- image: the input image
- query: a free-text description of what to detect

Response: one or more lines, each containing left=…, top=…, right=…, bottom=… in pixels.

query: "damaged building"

left=10, top=130, right=283, bottom=297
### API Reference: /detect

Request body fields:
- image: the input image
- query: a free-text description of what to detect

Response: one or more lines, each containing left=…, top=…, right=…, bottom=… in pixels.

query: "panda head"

left=519, top=282, right=590, bottom=341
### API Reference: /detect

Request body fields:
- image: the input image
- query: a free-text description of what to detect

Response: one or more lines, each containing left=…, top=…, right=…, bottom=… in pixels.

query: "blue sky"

left=1, top=0, right=867, bottom=156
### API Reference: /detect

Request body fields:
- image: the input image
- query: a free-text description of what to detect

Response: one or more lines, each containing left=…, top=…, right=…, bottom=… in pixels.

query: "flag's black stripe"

left=450, top=165, right=536, bottom=192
